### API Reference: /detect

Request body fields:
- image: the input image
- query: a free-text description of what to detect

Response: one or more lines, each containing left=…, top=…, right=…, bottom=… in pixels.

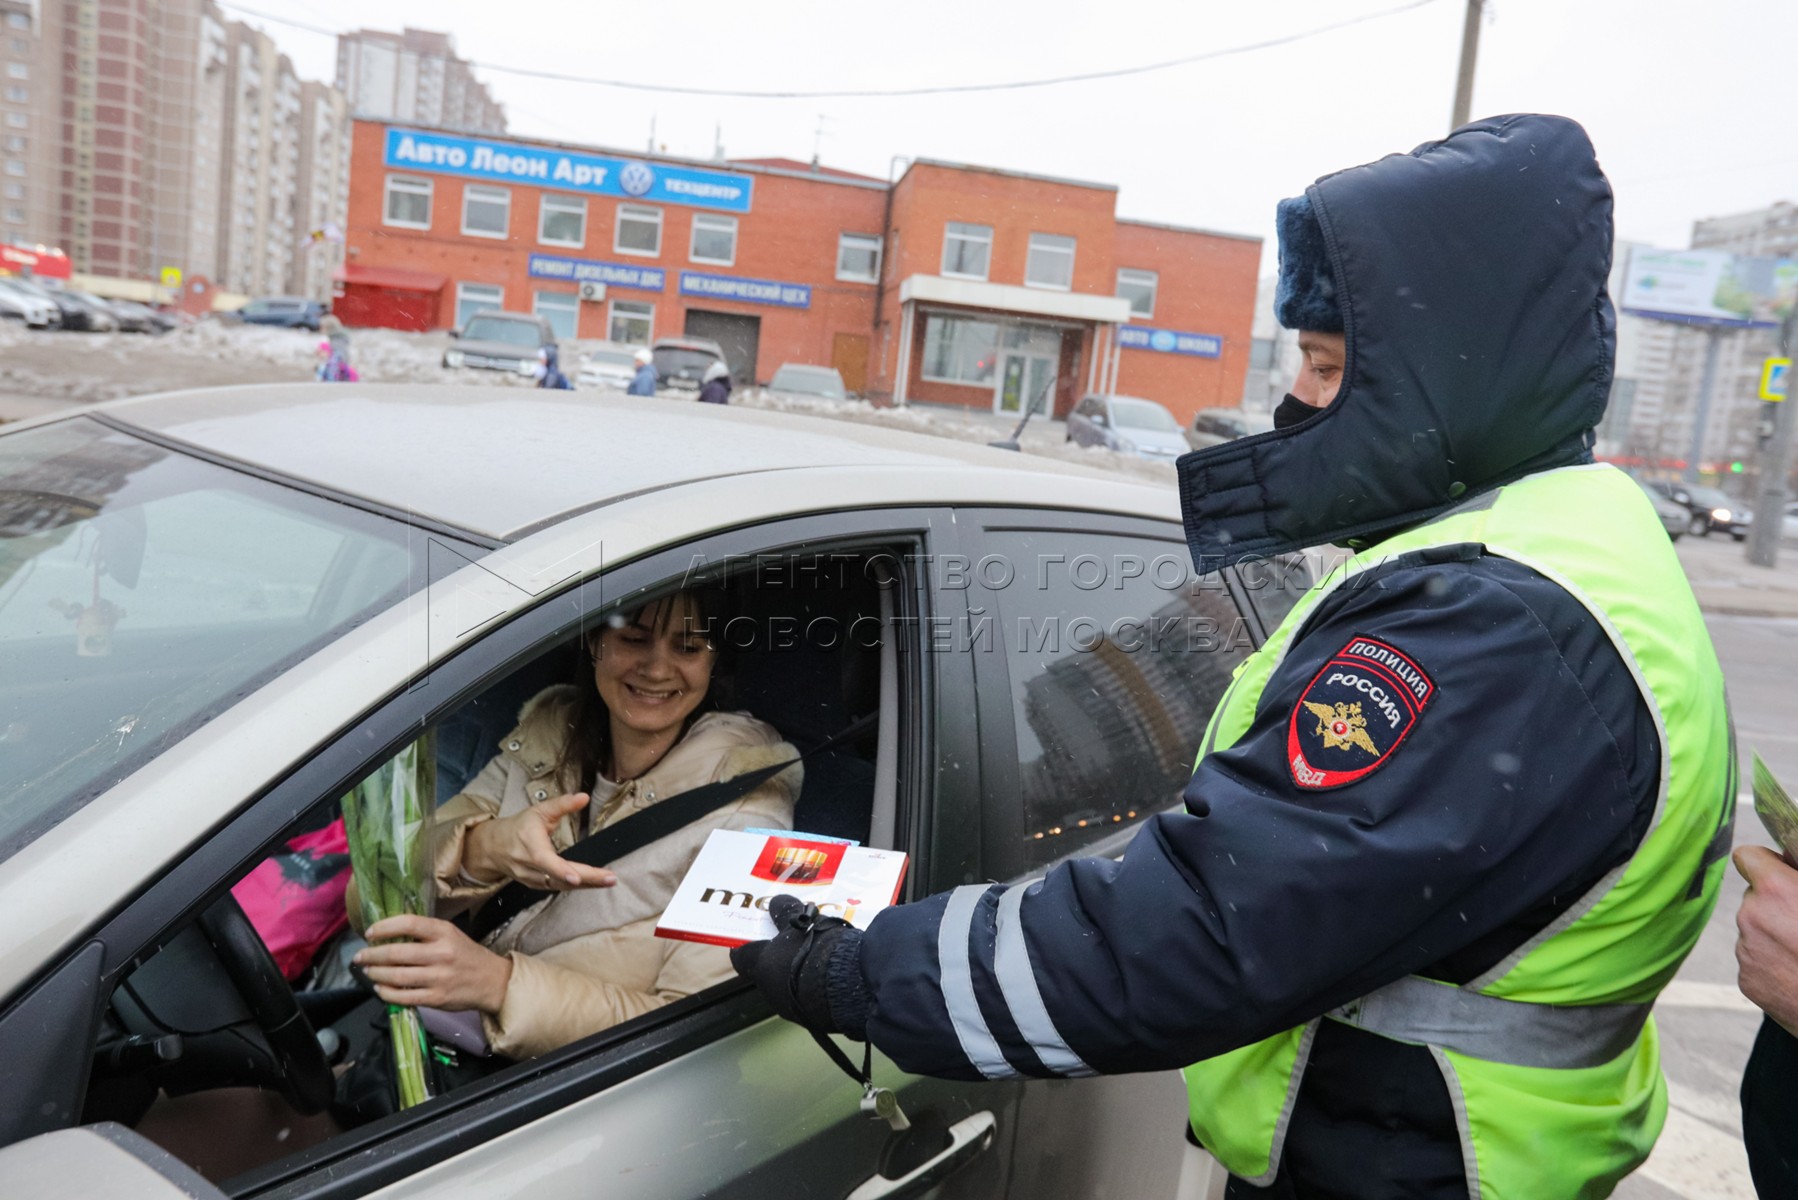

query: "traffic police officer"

left=734, top=114, right=1736, bottom=1198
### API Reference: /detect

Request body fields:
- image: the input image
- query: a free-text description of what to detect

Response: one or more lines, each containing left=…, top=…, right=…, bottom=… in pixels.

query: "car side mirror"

left=447, top=328, right=460, bottom=339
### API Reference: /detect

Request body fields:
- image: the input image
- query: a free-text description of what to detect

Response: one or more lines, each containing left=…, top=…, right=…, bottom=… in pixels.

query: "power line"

left=217, top=0, right=1446, bottom=101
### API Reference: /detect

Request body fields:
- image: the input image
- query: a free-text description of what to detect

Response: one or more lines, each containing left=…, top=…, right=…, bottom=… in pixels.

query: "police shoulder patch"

left=1287, top=635, right=1435, bottom=790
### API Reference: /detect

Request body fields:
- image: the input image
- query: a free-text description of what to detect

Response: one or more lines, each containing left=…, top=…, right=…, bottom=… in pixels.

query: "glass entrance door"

left=996, top=352, right=1055, bottom=416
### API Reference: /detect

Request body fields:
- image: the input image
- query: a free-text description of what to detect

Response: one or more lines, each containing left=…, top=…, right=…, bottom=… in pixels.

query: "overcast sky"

left=230, top=0, right=1798, bottom=273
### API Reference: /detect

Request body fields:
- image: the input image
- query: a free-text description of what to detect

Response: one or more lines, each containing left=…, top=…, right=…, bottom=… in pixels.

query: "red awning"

left=334, top=263, right=448, bottom=291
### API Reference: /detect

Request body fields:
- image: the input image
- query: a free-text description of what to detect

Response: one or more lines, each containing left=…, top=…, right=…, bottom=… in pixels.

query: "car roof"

left=82, top=384, right=1150, bottom=542
left=654, top=336, right=723, bottom=351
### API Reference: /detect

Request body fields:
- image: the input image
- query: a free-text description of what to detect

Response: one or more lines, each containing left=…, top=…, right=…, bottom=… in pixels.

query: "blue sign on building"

left=1116, top=325, right=1223, bottom=358
left=527, top=254, right=666, bottom=291
left=384, top=127, right=754, bottom=214
left=678, top=271, right=811, bottom=309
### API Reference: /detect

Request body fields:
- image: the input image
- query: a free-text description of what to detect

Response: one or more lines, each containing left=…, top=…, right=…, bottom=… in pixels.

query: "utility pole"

left=1450, top=0, right=1484, bottom=131
left=1746, top=311, right=1798, bottom=567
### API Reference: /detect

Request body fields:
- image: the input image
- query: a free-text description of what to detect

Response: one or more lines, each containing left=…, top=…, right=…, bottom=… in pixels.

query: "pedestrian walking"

left=733, top=115, right=1736, bottom=1200
left=627, top=347, right=658, bottom=396
left=696, top=360, right=731, bottom=405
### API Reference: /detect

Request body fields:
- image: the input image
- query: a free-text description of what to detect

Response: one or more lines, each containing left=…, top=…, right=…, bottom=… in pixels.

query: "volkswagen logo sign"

left=619, top=162, right=655, bottom=197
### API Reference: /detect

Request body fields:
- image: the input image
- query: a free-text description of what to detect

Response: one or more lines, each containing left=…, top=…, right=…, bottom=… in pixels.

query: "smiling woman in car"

left=350, top=588, right=799, bottom=1068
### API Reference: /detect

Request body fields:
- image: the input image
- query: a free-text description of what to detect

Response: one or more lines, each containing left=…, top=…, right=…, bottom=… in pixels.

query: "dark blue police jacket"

left=842, top=116, right=1647, bottom=1199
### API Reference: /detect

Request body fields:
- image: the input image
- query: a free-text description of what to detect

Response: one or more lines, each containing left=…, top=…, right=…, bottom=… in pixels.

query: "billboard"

left=1620, top=247, right=1798, bottom=328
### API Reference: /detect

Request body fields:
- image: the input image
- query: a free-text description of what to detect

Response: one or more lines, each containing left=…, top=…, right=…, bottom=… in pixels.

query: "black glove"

left=731, top=894, right=869, bottom=1039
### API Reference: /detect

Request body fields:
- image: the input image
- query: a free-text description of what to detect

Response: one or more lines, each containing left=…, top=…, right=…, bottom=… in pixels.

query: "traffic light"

left=1732, top=461, right=1745, bottom=473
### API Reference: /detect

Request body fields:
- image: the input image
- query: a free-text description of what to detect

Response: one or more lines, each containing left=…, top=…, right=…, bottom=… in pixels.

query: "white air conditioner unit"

left=578, top=281, right=606, bottom=303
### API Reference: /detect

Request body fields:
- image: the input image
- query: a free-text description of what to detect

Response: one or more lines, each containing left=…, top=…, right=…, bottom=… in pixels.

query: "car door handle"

left=845, top=1110, right=997, bottom=1200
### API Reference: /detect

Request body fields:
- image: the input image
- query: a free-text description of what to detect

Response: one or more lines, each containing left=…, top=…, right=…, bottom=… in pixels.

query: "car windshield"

left=1686, top=486, right=1733, bottom=508
left=463, top=316, right=541, bottom=347
left=1110, top=397, right=1180, bottom=432
left=769, top=366, right=846, bottom=398
left=0, top=418, right=428, bottom=864
left=655, top=347, right=720, bottom=375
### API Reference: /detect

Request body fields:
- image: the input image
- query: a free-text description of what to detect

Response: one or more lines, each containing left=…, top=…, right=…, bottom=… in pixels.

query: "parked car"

left=1185, top=407, right=1275, bottom=451
left=61, top=290, right=120, bottom=332
left=652, top=335, right=727, bottom=390
left=443, top=311, right=558, bottom=376
left=0, top=384, right=1302, bottom=1199
left=1648, top=481, right=1750, bottom=540
left=1066, top=393, right=1190, bottom=461
left=0, top=278, right=57, bottom=328
left=575, top=341, right=645, bottom=390
left=236, top=296, right=327, bottom=330
left=3, top=279, right=109, bottom=331
left=1783, top=501, right=1798, bottom=542
left=766, top=363, right=849, bottom=400
left=99, top=298, right=164, bottom=334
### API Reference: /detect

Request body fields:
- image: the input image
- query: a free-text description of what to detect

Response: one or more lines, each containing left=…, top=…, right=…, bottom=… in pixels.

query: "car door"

left=950, top=507, right=1279, bottom=1197
left=2, top=506, right=1021, bottom=1200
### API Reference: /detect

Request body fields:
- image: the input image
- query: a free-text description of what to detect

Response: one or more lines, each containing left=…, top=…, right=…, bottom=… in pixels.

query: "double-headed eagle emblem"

left=1302, top=700, right=1380, bottom=755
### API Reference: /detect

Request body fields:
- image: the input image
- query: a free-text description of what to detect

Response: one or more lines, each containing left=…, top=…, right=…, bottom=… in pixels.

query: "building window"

left=836, top=233, right=881, bottom=283
left=538, top=193, right=585, bottom=248
left=1116, top=268, right=1157, bottom=318
left=689, top=213, right=736, bottom=266
left=941, top=222, right=992, bottom=281
left=4, top=63, right=24, bottom=80
left=3, top=86, right=24, bottom=103
left=1025, top=233, right=1076, bottom=291
left=4, top=113, right=24, bottom=129
left=382, top=174, right=430, bottom=229
left=1, top=183, right=20, bottom=200
left=2, top=160, right=22, bottom=177
left=615, top=204, right=661, bottom=256
left=921, top=314, right=999, bottom=386
left=1, top=135, right=20, bottom=152
left=454, top=281, right=502, bottom=329
left=8, top=37, right=25, bottom=54
left=534, top=290, right=578, bottom=340
left=608, top=299, right=654, bottom=345
left=3, top=207, right=21, bottom=224
left=461, top=184, right=509, bottom=238
left=6, top=13, right=28, bottom=29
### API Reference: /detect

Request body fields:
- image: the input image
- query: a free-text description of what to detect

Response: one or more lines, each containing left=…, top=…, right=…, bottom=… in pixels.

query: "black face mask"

left=1273, top=393, right=1324, bottom=431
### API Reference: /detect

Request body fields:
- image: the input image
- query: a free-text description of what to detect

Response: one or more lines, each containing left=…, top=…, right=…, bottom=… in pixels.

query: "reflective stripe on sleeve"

left=993, top=883, right=1096, bottom=1077
left=936, top=885, right=1020, bottom=1080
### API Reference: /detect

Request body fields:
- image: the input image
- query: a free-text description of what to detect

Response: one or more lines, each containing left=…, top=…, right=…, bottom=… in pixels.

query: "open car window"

left=76, top=528, right=934, bottom=1193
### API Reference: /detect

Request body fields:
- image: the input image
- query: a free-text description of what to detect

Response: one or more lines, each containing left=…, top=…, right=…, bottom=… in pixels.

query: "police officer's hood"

left=1177, top=114, right=1616, bottom=572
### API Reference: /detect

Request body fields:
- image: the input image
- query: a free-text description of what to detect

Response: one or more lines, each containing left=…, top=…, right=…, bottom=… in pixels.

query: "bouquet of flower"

left=341, top=732, right=436, bottom=1109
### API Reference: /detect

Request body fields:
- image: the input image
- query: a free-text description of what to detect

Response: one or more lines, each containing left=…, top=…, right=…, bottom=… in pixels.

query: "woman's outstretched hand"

left=358, top=915, right=514, bottom=1014
left=462, top=792, right=618, bottom=892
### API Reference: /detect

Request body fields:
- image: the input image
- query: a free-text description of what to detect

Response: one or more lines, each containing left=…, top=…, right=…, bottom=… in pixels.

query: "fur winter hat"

left=1274, top=195, right=1343, bottom=333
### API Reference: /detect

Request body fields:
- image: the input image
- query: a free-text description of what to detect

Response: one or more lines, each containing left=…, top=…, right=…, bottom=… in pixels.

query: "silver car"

left=1065, top=393, right=1190, bottom=462
left=575, top=342, right=645, bottom=390
left=0, top=386, right=1301, bottom=1197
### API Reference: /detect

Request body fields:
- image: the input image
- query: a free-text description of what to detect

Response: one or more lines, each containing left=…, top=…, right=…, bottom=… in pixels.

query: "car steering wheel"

left=194, top=894, right=336, bottom=1115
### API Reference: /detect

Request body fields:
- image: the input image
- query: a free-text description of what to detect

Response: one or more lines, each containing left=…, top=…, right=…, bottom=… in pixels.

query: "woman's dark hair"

left=555, top=585, right=731, bottom=790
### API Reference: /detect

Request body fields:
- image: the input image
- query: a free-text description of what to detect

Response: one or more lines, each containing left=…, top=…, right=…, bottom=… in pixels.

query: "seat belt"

left=463, top=710, right=879, bottom=942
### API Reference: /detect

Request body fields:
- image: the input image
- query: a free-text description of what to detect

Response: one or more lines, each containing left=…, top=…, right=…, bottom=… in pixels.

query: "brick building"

left=337, top=120, right=1259, bottom=422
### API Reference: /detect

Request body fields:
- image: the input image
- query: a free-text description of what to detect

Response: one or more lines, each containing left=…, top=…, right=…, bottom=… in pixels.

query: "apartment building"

left=335, top=27, right=503, bottom=134
left=294, top=80, right=349, bottom=300
left=0, top=0, right=34, bottom=247
left=1643, top=204, right=1798, bottom=473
